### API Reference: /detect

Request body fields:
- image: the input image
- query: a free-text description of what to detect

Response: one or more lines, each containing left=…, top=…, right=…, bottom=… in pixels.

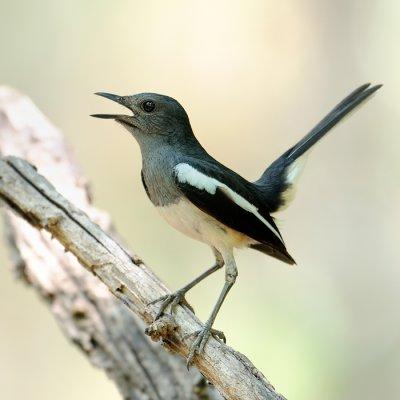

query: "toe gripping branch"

left=146, top=291, right=227, bottom=367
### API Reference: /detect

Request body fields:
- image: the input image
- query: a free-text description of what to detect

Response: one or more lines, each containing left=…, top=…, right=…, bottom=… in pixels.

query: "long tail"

left=285, top=83, right=382, bottom=161
left=255, top=83, right=382, bottom=212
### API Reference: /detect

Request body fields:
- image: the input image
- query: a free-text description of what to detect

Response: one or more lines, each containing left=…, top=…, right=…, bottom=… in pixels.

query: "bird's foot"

left=186, top=325, right=226, bottom=368
left=149, top=289, right=194, bottom=319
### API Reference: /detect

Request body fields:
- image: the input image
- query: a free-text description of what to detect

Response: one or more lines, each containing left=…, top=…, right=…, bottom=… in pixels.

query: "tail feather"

left=250, top=243, right=296, bottom=265
left=255, top=83, right=382, bottom=212
left=286, top=83, right=382, bottom=161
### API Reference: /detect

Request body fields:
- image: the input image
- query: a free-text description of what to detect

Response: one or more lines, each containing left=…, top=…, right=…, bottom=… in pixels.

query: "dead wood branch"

left=0, top=87, right=286, bottom=400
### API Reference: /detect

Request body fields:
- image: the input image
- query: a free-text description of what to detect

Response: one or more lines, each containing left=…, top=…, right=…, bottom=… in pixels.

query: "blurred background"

left=0, top=1, right=398, bottom=399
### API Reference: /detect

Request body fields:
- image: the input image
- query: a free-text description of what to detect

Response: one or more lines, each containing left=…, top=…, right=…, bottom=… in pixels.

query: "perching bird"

left=92, top=83, right=381, bottom=365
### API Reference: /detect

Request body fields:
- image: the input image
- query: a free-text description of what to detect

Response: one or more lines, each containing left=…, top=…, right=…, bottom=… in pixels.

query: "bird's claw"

left=184, top=327, right=226, bottom=343
left=149, top=290, right=193, bottom=319
left=209, top=328, right=226, bottom=343
left=186, top=326, right=226, bottom=368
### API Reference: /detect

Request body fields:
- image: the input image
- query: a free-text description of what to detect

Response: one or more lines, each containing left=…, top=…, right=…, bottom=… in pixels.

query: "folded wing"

left=174, top=162, right=295, bottom=264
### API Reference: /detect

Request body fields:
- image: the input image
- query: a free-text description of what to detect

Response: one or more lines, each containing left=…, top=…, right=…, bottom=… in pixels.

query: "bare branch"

left=0, top=87, right=218, bottom=400
left=0, top=87, right=286, bottom=400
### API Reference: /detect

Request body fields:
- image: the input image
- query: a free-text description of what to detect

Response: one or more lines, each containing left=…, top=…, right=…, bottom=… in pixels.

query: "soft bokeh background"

left=0, top=1, right=398, bottom=399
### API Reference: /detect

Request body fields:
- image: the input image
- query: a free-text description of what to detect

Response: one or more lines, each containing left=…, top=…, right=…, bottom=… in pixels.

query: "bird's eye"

left=142, top=100, right=156, bottom=113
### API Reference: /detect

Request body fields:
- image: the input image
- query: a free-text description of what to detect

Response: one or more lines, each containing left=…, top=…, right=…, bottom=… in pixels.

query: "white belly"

left=157, top=199, right=251, bottom=250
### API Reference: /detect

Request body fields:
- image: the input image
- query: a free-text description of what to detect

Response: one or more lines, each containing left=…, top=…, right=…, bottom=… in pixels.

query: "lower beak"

left=90, top=113, right=123, bottom=119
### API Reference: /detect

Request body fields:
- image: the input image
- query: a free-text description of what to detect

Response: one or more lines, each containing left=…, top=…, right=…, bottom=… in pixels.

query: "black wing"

left=173, top=160, right=295, bottom=264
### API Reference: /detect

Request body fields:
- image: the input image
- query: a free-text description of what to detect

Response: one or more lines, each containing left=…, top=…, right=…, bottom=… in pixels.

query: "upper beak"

left=95, top=92, right=123, bottom=104
left=91, top=92, right=135, bottom=120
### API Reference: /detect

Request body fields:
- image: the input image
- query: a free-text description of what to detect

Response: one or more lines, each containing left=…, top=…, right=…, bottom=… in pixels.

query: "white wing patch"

left=175, top=163, right=283, bottom=242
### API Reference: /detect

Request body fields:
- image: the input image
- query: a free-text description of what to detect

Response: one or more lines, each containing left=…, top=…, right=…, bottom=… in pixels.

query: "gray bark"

left=0, top=87, right=286, bottom=400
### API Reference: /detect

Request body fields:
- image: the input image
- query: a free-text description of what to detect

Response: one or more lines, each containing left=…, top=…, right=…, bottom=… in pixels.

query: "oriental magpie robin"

left=92, top=83, right=381, bottom=366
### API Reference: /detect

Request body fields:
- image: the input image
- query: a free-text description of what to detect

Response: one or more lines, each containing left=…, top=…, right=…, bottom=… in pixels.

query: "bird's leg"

left=187, top=255, right=237, bottom=367
left=149, top=249, right=224, bottom=319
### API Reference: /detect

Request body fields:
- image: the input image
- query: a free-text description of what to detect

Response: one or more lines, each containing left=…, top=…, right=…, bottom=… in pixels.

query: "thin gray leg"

left=186, top=253, right=238, bottom=366
left=149, top=248, right=224, bottom=319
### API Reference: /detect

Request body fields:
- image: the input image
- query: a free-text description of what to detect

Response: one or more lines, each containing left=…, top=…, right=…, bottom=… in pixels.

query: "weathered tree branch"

left=0, top=87, right=214, bottom=400
left=0, top=88, right=286, bottom=400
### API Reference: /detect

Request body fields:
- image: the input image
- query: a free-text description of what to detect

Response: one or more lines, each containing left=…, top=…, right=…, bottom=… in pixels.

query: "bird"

left=92, top=83, right=381, bottom=366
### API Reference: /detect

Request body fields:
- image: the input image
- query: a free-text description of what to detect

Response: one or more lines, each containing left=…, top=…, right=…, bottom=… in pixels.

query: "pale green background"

left=0, top=1, right=399, bottom=399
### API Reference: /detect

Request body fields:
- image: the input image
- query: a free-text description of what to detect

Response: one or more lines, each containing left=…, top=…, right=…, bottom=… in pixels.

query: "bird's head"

left=91, top=92, right=193, bottom=146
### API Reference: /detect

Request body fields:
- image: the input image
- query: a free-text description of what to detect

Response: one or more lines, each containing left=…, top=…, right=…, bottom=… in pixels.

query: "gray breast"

left=141, top=146, right=181, bottom=207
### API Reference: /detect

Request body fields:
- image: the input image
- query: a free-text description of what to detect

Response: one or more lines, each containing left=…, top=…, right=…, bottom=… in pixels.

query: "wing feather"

left=174, top=162, right=294, bottom=263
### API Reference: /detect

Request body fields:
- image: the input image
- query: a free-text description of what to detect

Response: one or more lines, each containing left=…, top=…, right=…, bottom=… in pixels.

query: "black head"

left=91, top=92, right=193, bottom=142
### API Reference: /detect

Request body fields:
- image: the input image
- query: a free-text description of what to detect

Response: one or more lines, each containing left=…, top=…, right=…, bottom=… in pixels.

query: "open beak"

left=91, top=92, right=136, bottom=125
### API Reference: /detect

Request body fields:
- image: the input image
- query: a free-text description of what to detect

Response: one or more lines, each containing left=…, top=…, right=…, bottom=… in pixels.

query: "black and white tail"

left=254, top=83, right=382, bottom=213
